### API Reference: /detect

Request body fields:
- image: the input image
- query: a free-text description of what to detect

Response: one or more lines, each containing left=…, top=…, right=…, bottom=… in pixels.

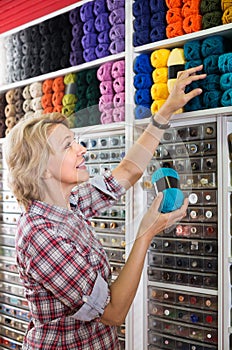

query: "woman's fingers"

left=177, top=64, right=204, bottom=79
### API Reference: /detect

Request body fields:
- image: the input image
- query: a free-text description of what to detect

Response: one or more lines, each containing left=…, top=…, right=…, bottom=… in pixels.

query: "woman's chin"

left=76, top=168, right=90, bottom=183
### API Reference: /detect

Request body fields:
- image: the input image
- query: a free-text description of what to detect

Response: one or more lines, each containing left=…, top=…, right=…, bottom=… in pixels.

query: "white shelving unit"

left=0, top=1, right=232, bottom=349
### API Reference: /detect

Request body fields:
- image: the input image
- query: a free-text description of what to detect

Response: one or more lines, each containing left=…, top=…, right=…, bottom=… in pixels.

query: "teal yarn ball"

left=161, top=188, right=185, bottom=213
left=151, top=167, right=184, bottom=213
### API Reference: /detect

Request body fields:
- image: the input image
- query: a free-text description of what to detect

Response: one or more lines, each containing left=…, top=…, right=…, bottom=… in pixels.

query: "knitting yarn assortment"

left=1, top=59, right=125, bottom=136
left=133, top=34, right=232, bottom=118
left=133, top=53, right=153, bottom=119
left=133, top=0, right=168, bottom=46
left=4, top=13, right=72, bottom=83
left=1, top=1, right=232, bottom=135
left=3, top=1, right=125, bottom=84
left=184, top=35, right=232, bottom=111
left=133, top=0, right=230, bottom=46
left=97, top=60, right=125, bottom=123
left=0, top=95, right=6, bottom=137
left=150, top=49, right=170, bottom=115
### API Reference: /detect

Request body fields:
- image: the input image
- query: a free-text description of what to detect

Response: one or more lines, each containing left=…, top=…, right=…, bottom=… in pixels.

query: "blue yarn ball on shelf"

left=151, top=167, right=184, bottom=213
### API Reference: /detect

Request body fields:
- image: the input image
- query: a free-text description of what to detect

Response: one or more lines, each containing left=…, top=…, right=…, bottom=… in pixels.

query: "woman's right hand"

left=137, top=192, right=188, bottom=243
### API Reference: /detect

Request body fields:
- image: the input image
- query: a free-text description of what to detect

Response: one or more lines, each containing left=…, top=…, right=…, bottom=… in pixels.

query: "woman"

left=4, top=66, right=206, bottom=349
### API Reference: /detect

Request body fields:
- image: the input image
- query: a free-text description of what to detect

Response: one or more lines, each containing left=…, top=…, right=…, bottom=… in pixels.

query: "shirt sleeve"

left=70, top=273, right=108, bottom=321
left=23, top=227, right=110, bottom=321
left=70, top=170, right=126, bottom=218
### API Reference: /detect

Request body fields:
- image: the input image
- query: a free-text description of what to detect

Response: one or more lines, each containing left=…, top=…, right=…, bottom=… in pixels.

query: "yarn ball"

left=200, top=0, right=222, bottom=14
left=201, top=35, right=228, bottom=58
left=150, top=49, right=170, bottom=68
left=152, top=67, right=168, bottom=83
left=222, top=6, right=232, bottom=24
left=184, top=40, right=202, bottom=61
left=151, top=99, right=166, bottom=114
left=134, top=105, right=151, bottom=119
left=151, top=167, right=184, bottom=213
left=220, top=73, right=232, bottom=90
left=218, top=53, right=232, bottom=73
left=222, top=0, right=232, bottom=11
left=201, top=74, right=220, bottom=91
left=202, top=11, right=222, bottom=30
left=134, top=54, right=153, bottom=74
left=203, top=55, right=220, bottom=75
left=221, top=88, right=232, bottom=107
left=167, top=48, right=185, bottom=94
left=203, top=90, right=222, bottom=108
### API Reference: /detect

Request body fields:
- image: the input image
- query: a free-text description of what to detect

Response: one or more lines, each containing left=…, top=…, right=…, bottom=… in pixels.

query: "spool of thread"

left=151, top=167, right=184, bottom=213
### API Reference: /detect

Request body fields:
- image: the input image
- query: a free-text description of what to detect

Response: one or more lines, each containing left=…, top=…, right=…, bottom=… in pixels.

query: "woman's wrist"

left=151, top=113, right=171, bottom=129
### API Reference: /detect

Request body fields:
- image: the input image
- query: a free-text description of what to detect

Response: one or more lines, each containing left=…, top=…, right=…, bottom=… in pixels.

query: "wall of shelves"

left=0, top=0, right=232, bottom=349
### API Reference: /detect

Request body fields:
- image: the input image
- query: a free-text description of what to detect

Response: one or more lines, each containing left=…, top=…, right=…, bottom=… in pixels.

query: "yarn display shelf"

left=0, top=52, right=125, bottom=94
left=72, top=120, right=125, bottom=135
left=133, top=23, right=232, bottom=53
left=148, top=279, right=219, bottom=294
left=134, top=106, right=232, bottom=127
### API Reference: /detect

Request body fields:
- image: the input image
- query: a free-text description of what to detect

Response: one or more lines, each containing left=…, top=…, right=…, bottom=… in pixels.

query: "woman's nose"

left=73, top=140, right=87, bottom=154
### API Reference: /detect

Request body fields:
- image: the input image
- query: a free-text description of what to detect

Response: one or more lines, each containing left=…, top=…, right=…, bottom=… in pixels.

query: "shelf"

left=148, top=281, right=219, bottom=295
left=134, top=23, right=232, bottom=53
left=134, top=106, right=232, bottom=128
left=73, top=121, right=126, bottom=135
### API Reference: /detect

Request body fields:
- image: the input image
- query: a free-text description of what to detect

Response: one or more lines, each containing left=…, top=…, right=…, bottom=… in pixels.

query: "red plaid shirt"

left=16, top=172, right=125, bottom=349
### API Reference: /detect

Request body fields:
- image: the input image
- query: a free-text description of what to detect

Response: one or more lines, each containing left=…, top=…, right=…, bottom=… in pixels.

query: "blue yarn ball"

left=161, top=188, right=185, bottom=213
left=151, top=167, right=184, bottom=213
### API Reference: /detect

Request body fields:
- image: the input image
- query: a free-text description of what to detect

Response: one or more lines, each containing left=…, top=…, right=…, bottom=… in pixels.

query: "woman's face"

left=46, top=124, right=89, bottom=187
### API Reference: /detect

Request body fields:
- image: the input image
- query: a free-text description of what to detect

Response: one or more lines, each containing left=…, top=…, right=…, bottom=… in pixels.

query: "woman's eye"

left=65, top=142, right=72, bottom=149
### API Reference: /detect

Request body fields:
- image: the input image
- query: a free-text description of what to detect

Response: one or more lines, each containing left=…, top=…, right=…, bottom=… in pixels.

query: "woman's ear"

left=41, top=169, right=52, bottom=179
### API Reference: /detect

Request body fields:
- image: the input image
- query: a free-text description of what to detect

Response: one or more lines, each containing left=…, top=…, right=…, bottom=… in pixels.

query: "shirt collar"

left=28, top=200, right=75, bottom=223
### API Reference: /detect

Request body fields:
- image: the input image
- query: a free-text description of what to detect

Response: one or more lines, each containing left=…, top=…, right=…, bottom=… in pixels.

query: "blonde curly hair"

left=4, top=113, right=69, bottom=211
